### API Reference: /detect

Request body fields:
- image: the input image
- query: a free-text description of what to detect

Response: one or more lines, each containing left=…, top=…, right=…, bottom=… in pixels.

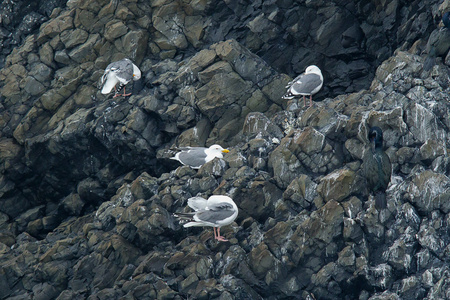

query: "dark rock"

left=0, top=1, right=449, bottom=299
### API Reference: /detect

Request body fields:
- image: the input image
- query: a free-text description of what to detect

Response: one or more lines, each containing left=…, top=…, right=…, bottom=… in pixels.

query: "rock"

left=38, top=10, right=74, bottom=42
left=249, top=242, right=277, bottom=279
left=365, top=264, right=393, bottom=290
left=289, top=200, right=344, bottom=265
left=54, top=50, right=72, bottom=64
left=104, top=21, right=129, bottom=41
left=406, top=170, right=450, bottom=214
left=269, top=135, right=306, bottom=189
left=242, top=112, right=283, bottom=140
left=23, top=76, right=45, bottom=96
left=152, top=2, right=188, bottom=49
left=283, top=175, right=317, bottom=209
left=121, top=30, right=148, bottom=64
left=419, top=139, right=446, bottom=162
left=68, top=33, right=100, bottom=63
left=60, top=28, right=88, bottom=49
left=60, top=193, right=85, bottom=216
left=195, top=72, right=251, bottom=122
left=317, top=168, right=358, bottom=203
left=0, top=0, right=450, bottom=299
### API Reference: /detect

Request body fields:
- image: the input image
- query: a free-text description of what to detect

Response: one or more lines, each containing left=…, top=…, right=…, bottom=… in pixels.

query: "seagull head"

left=305, top=65, right=322, bottom=76
left=132, top=64, right=142, bottom=80
left=209, top=144, right=229, bottom=154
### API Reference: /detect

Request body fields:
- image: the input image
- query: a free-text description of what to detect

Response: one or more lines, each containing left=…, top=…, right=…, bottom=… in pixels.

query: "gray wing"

left=195, top=202, right=235, bottom=224
left=176, top=147, right=207, bottom=151
left=290, top=73, right=322, bottom=95
left=177, top=148, right=208, bottom=168
left=105, top=59, right=134, bottom=84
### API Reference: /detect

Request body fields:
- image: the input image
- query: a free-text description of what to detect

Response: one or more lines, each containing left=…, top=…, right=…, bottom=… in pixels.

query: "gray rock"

left=54, top=50, right=72, bottom=64
left=317, top=168, right=358, bottom=203
left=68, top=33, right=100, bottom=63
left=283, top=175, right=317, bottom=209
left=60, top=28, right=89, bottom=49
left=23, top=76, right=45, bottom=96
left=104, top=20, right=128, bottom=41
left=60, top=193, right=85, bottom=216
left=406, top=170, right=450, bottom=214
left=242, top=112, right=283, bottom=140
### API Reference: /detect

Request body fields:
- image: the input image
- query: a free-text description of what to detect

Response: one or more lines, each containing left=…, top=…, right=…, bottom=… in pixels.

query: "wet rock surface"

left=0, top=0, right=450, bottom=299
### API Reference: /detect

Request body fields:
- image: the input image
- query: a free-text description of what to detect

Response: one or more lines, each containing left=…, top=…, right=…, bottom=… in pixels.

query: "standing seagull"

left=170, top=144, right=229, bottom=169
left=362, top=126, right=392, bottom=210
left=175, top=195, right=238, bottom=242
left=100, top=58, right=141, bottom=98
left=282, top=65, right=324, bottom=107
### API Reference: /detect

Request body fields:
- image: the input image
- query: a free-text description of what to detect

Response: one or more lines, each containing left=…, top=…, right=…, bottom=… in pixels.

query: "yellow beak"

left=222, top=149, right=229, bottom=153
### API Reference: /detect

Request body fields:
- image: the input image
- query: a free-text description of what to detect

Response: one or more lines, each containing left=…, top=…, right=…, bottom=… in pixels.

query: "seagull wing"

left=290, top=73, right=322, bottom=95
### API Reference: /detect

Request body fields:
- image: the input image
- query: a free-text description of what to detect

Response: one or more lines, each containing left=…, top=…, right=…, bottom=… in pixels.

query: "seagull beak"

left=222, top=149, right=229, bottom=153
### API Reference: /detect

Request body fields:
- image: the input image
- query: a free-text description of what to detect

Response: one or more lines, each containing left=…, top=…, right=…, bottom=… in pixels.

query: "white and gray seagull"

left=100, top=58, right=141, bottom=98
left=282, top=65, right=323, bottom=107
left=175, top=195, right=238, bottom=242
left=170, top=144, right=229, bottom=169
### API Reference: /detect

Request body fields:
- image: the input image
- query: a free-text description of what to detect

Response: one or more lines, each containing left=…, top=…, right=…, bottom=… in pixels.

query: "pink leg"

left=303, top=95, right=306, bottom=107
left=113, top=86, right=132, bottom=98
left=121, top=86, right=131, bottom=97
left=215, top=227, right=228, bottom=242
left=309, top=95, right=313, bottom=107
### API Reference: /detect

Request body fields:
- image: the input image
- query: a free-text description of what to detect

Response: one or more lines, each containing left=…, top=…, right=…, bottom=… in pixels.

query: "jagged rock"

left=0, top=0, right=449, bottom=299
left=289, top=200, right=344, bottom=266
left=317, top=168, right=359, bottom=203
left=283, top=175, right=317, bottom=209
left=406, top=170, right=450, bottom=214
left=60, top=193, right=85, bottom=216
left=242, top=112, right=283, bottom=140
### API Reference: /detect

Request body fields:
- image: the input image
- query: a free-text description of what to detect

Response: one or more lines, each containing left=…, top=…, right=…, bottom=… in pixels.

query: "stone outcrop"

left=0, top=0, right=450, bottom=299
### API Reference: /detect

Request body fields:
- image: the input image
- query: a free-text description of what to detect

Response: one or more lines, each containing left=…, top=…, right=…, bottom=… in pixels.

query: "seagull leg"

left=303, top=95, right=306, bottom=107
left=113, top=85, right=121, bottom=98
left=309, top=95, right=313, bottom=107
left=215, top=227, right=228, bottom=242
left=121, top=86, right=132, bottom=97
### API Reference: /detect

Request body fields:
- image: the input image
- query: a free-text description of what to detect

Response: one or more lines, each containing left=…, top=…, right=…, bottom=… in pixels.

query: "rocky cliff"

left=0, top=0, right=450, bottom=299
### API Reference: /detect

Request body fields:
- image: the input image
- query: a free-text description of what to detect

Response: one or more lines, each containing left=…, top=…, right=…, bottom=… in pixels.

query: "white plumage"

left=100, top=58, right=141, bottom=97
left=282, top=65, right=323, bottom=107
left=170, top=144, right=229, bottom=169
left=175, top=195, right=238, bottom=242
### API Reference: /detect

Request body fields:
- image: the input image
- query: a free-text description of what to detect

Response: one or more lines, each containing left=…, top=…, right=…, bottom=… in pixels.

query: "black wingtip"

left=282, top=92, right=295, bottom=100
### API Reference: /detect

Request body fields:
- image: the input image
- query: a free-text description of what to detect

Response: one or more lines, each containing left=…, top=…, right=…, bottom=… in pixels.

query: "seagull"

left=170, top=144, right=229, bottom=169
left=362, top=126, right=392, bottom=209
left=100, top=58, right=141, bottom=98
left=282, top=65, right=324, bottom=107
left=175, top=195, right=238, bottom=242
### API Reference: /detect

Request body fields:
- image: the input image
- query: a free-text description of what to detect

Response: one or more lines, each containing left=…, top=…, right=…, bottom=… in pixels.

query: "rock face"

left=0, top=0, right=450, bottom=299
